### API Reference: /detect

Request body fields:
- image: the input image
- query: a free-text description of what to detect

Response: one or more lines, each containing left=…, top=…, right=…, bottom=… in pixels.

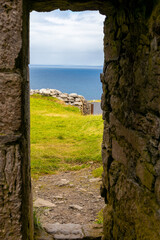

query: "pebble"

left=69, top=184, right=74, bottom=187
left=55, top=201, right=65, bottom=204
left=34, top=198, right=56, bottom=208
left=79, top=188, right=87, bottom=192
left=89, top=178, right=101, bottom=183
left=53, top=195, right=64, bottom=199
left=69, top=204, right=83, bottom=211
left=57, top=179, right=70, bottom=186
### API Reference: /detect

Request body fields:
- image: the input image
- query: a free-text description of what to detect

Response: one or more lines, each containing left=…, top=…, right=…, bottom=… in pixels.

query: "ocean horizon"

left=29, top=64, right=103, bottom=100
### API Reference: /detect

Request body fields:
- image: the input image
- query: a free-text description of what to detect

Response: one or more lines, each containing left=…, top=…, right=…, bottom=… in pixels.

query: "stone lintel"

left=30, top=0, right=114, bottom=15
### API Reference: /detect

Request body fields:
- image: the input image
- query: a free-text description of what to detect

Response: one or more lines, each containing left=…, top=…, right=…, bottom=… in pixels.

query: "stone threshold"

left=35, top=223, right=103, bottom=240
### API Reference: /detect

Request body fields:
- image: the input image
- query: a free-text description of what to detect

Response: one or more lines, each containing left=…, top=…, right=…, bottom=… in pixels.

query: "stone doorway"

left=29, top=9, right=105, bottom=239
left=0, top=0, right=160, bottom=239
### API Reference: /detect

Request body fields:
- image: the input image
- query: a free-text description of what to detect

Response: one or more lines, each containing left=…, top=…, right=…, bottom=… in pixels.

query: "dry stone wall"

left=30, top=89, right=91, bottom=115
left=0, top=0, right=160, bottom=239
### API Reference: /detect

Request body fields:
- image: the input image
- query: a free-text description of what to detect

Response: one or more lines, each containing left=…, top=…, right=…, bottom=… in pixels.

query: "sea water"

left=29, top=65, right=103, bottom=100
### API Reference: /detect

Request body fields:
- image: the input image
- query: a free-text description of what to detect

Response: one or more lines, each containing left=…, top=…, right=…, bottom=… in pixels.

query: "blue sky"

left=30, top=10, right=105, bottom=66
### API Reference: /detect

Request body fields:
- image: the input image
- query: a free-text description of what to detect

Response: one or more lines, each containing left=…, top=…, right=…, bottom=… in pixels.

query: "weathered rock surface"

left=44, top=223, right=103, bottom=240
left=35, top=223, right=103, bottom=240
left=44, top=223, right=83, bottom=239
left=34, top=228, right=54, bottom=240
left=101, top=1, right=160, bottom=239
left=83, top=223, right=103, bottom=240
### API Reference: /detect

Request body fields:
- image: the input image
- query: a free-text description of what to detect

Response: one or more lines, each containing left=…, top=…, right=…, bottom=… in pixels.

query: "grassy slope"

left=31, top=95, right=103, bottom=178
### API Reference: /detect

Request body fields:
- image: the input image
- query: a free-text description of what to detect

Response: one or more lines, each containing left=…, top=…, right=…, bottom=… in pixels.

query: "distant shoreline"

left=29, top=65, right=102, bottom=100
left=29, top=64, right=103, bottom=70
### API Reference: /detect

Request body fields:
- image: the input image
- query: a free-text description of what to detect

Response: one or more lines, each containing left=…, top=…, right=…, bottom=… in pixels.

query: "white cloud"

left=30, top=10, right=105, bottom=66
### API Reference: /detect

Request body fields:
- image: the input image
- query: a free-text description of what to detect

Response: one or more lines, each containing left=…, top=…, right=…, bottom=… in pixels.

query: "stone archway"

left=0, top=0, right=160, bottom=240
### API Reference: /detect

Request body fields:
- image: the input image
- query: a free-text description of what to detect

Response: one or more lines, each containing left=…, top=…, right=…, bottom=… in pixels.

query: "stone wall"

left=101, top=1, right=160, bottom=239
left=0, top=0, right=33, bottom=239
left=0, top=0, right=160, bottom=239
left=30, top=88, right=92, bottom=115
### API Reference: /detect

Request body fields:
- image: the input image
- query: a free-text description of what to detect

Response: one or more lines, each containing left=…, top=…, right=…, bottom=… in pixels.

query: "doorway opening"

left=29, top=9, right=105, bottom=238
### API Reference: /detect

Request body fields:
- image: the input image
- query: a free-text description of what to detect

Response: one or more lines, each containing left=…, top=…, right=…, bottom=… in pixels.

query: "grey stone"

left=34, top=198, right=56, bottom=208
left=60, top=94, right=68, bottom=98
left=74, top=102, right=83, bottom=106
left=44, top=223, right=83, bottom=239
left=69, top=205, right=83, bottom=210
left=89, top=178, right=101, bottom=183
left=39, top=88, right=52, bottom=95
left=75, top=98, right=81, bottom=102
left=68, top=97, right=74, bottom=101
left=30, top=88, right=90, bottom=112
left=53, top=195, right=64, bottom=199
left=83, top=223, right=103, bottom=239
left=69, top=93, right=78, bottom=97
left=57, top=179, right=70, bottom=186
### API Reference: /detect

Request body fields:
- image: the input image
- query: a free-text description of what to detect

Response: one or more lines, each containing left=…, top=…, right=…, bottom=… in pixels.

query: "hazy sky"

left=30, top=10, right=105, bottom=66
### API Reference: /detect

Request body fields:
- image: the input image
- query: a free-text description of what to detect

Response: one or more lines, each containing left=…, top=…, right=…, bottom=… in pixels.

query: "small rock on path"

left=34, top=198, right=56, bottom=208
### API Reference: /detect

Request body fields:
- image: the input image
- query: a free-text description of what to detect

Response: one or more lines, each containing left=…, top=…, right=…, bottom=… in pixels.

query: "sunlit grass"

left=92, top=166, right=103, bottom=178
left=31, top=94, right=103, bottom=178
left=95, top=209, right=103, bottom=224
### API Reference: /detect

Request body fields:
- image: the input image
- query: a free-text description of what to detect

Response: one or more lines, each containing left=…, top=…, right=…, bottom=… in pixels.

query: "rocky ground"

left=32, top=166, right=105, bottom=239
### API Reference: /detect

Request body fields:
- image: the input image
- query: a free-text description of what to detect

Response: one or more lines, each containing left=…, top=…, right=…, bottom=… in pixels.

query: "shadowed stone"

left=44, top=223, right=83, bottom=240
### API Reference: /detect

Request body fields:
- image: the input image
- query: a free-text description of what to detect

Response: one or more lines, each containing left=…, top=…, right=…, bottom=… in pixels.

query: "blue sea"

left=29, top=65, right=103, bottom=100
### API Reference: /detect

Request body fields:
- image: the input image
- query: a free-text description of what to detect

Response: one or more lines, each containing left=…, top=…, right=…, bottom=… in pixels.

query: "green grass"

left=33, top=208, right=42, bottom=229
left=31, top=94, right=103, bottom=178
left=95, top=209, right=103, bottom=224
left=92, top=166, right=103, bottom=178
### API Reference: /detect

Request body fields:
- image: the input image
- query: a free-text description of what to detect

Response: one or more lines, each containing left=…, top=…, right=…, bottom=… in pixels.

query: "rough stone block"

left=104, top=40, right=121, bottom=62
left=44, top=223, right=83, bottom=239
left=112, top=139, right=127, bottom=165
left=109, top=160, right=121, bottom=187
left=103, top=120, right=110, bottom=149
left=110, top=113, right=150, bottom=162
left=0, top=0, right=22, bottom=69
left=0, top=72, right=22, bottom=134
left=103, top=204, right=113, bottom=239
left=104, top=62, right=119, bottom=92
left=155, top=176, right=160, bottom=204
left=136, top=160, right=155, bottom=191
left=0, top=144, right=22, bottom=240
left=132, top=113, right=160, bottom=139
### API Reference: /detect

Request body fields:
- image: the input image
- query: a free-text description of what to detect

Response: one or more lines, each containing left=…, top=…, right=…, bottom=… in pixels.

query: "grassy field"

left=30, top=94, right=103, bottom=178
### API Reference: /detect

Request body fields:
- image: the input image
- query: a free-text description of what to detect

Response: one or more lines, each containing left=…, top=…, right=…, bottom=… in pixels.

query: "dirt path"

left=32, top=166, right=105, bottom=226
